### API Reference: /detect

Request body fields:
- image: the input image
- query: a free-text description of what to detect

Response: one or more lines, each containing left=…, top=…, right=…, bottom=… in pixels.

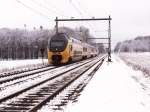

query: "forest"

left=0, top=26, right=105, bottom=60
left=114, top=36, right=150, bottom=52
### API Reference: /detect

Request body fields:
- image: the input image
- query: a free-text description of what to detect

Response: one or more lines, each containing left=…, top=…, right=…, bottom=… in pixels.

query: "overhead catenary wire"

left=75, top=0, right=99, bottom=30
left=68, top=0, right=97, bottom=35
left=75, top=0, right=109, bottom=43
left=16, top=0, right=51, bottom=20
left=68, top=0, right=110, bottom=51
left=74, top=0, right=93, bottom=17
left=30, top=0, right=64, bottom=17
left=73, top=0, right=108, bottom=33
left=68, top=0, right=92, bottom=29
left=69, top=0, right=84, bottom=17
left=43, top=0, right=65, bottom=17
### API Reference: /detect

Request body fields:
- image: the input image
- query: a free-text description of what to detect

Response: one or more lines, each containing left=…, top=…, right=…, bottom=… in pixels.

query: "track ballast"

left=0, top=55, right=106, bottom=112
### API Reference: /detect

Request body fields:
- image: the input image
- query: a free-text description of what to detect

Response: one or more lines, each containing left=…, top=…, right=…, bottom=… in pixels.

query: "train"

left=47, top=33, right=98, bottom=65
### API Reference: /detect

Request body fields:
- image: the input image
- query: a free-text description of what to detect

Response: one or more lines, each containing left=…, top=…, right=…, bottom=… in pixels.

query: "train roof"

left=52, top=33, right=97, bottom=49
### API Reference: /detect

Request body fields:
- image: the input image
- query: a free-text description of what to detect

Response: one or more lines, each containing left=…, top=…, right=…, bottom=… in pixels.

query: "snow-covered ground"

left=65, top=54, right=150, bottom=112
left=119, top=52, right=150, bottom=76
left=0, top=54, right=150, bottom=112
left=0, top=59, right=48, bottom=73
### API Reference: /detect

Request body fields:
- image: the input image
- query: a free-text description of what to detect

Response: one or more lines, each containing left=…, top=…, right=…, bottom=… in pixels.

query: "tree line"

left=114, top=36, right=150, bottom=52
left=0, top=26, right=105, bottom=60
left=0, top=27, right=51, bottom=60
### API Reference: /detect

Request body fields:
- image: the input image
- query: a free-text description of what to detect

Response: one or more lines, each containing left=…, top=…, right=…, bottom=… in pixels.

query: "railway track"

left=0, top=64, right=49, bottom=78
left=39, top=56, right=105, bottom=111
left=0, top=55, right=106, bottom=112
left=0, top=65, right=57, bottom=84
left=0, top=57, right=96, bottom=93
left=0, top=57, right=96, bottom=85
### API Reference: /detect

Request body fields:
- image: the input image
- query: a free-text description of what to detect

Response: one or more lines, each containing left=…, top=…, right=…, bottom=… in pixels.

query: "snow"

left=119, top=52, right=150, bottom=76
left=65, top=54, right=150, bottom=112
left=0, top=59, right=48, bottom=73
left=37, top=57, right=104, bottom=112
left=0, top=55, right=150, bottom=112
left=0, top=58, right=94, bottom=101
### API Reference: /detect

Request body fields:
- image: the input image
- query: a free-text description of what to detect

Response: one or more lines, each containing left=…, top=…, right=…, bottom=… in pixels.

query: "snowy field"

left=0, top=59, right=48, bottom=73
left=0, top=55, right=150, bottom=112
left=64, top=55, right=150, bottom=112
left=119, top=52, right=150, bottom=77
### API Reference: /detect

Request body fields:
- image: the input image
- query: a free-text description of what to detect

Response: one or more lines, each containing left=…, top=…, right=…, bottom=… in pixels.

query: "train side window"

left=83, top=47, right=87, bottom=52
left=70, top=45, right=72, bottom=51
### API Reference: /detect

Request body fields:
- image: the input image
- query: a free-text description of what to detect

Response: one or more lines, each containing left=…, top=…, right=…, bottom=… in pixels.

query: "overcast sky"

left=0, top=0, right=150, bottom=48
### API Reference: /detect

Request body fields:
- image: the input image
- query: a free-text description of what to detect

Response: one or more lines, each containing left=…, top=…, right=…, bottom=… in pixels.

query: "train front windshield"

left=50, top=41, right=64, bottom=47
left=49, top=33, right=68, bottom=52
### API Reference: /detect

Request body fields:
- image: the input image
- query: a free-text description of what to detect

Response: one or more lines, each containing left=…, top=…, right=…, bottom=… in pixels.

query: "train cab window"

left=49, top=33, right=68, bottom=52
left=51, top=41, right=64, bottom=47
